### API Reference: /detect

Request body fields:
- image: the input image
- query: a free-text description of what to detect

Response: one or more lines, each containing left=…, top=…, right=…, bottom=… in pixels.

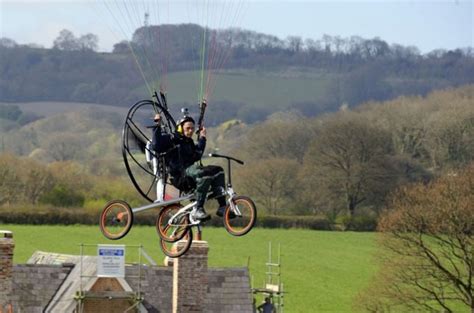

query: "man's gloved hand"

left=199, top=126, right=207, bottom=138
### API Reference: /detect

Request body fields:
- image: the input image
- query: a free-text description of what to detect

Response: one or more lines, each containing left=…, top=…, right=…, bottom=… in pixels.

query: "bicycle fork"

left=226, top=188, right=242, bottom=217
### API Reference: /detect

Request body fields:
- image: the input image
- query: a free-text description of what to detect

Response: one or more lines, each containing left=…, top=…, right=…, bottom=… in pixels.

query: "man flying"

left=151, top=111, right=227, bottom=220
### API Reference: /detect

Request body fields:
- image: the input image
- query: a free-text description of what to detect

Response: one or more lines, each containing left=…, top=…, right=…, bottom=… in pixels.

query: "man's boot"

left=194, top=207, right=210, bottom=220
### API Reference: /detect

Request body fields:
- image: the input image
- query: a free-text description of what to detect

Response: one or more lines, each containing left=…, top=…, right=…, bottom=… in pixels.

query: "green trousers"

left=185, top=164, right=226, bottom=207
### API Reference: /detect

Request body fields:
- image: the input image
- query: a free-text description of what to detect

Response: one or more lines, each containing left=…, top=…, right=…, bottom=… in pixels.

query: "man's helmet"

left=176, top=108, right=195, bottom=134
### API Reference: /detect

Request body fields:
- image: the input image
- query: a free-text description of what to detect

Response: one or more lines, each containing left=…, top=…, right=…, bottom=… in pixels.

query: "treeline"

left=0, top=154, right=142, bottom=209
left=131, top=25, right=474, bottom=79
left=1, top=86, right=473, bottom=229
left=228, top=85, right=474, bottom=225
left=0, top=106, right=124, bottom=163
left=1, top=24, right=473, bottom=123
left=0, top=46, right=141, bottom=105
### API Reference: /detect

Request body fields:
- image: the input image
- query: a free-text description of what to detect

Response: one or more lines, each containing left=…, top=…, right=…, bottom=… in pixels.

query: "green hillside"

left=8, top=101, right=128, bottom=117
left=136, top=69, right=335, bottom=109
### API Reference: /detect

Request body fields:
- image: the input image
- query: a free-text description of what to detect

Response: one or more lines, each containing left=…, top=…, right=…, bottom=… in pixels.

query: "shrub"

left=39, top=185, right=85, bottom=207
left=346, top=215, right=378, bottom=231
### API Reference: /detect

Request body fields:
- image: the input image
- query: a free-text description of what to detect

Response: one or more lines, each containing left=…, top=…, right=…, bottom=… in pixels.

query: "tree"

left=235, top=158, right=299, bottom=215
left=286, top=36, right=302, bottom=53
left=53, top=29, right=80, bottom=51
left=302, top=112, right=394, bottom=217
left=0, top=154, right=55, bottom=205
left=46, top=133, right=86, bottom=161
left=239, top=112, right=313, bottom=162
left=0, top=104, right=22, bottom=121
left=0, top=154, right=21, bottom=205
left=0, top=37, right=17, bottom=48
left=355, top=165, right=474, bottom=312
left=19, top=160, right=55, bottom=204
left=78, top=33, right=99, bottom=51
left=113, top=40, right=130, bottom=54
left=424, top=105, right=474, bottom=169
left=71, top=83, right=99, bottom=102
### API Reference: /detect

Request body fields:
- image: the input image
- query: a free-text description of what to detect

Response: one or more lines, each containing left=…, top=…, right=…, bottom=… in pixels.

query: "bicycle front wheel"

left=160, top=226, right=193, bottom=258
left=157, top=204, right=189, bottom=242
left=100, top=200, right=133, bottom=240
left=224, top=196, right=257, bottom=236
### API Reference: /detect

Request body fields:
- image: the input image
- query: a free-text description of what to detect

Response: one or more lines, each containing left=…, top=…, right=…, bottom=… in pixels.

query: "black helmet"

left=176, top=115, right=195, bottom=126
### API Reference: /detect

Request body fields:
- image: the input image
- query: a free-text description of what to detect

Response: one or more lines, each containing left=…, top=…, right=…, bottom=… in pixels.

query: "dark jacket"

left=151, top=126, right=206, bottom=177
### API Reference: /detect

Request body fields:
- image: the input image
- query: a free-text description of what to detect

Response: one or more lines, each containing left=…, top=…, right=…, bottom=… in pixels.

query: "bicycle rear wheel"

left=224, top=196, right=257, bottom=236
left=100, top=200, right=133, bottom=240
left=157, top=204, right=189, bottom=242
left=160, top=226, right=193, bottom=258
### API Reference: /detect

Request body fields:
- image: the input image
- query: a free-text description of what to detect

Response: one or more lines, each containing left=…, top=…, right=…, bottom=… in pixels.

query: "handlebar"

left=208, top=153, right=244, bottom=165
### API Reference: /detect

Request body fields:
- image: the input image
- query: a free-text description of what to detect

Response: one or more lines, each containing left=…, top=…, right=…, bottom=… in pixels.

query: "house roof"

left=11, top=251, right=254, bottom=313
left=11, top=263, right=73, bottom=312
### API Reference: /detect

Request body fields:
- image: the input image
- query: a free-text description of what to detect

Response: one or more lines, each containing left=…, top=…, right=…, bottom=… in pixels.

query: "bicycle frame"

left=165, top=185, right=243, bottom=229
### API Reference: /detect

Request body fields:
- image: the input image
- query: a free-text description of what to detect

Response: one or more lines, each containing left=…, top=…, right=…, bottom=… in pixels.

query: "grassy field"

left=6, top=68, right=334, bottom=121
left=2, top=224, right=376, bottom=312
left=136, top=69, right=335, bottom=110
left=9, top=101, right=128, bottom=117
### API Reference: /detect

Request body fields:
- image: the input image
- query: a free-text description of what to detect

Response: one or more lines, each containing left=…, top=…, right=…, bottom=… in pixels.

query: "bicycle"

left=156, top=153, right=257, bottom=257
left=99, top=153, right=257, bottom=258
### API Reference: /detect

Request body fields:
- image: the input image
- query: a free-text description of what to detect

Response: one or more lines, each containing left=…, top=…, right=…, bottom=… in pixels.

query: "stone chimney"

left=172, top=240, right=209, bottom=313
left=0, top=230, right=15, bottom=309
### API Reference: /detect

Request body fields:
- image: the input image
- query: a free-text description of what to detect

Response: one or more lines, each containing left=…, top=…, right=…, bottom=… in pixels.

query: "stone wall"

left=11, top=264, right=73, bottom=312
left=206, top=268, right=254, bottom=313
left=125, top=264, right=174, bottom=312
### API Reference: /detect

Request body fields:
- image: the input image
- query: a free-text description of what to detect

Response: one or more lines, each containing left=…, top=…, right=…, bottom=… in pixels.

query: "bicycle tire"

left=224, top=196, right=257, bottom=236
left=160, top=226, right=193, bottom=258
left=100, top=200, right=133, bottom=240
left=156, top=204, right=189, bottom=242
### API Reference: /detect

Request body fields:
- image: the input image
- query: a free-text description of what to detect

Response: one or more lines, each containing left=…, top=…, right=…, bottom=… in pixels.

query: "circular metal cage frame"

left=122, top=98, right=176, bottom=202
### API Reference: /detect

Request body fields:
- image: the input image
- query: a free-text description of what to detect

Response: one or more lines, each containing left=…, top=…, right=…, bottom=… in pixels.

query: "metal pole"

left=268, top=242, right=272, bottom=285
left=138, top=245, right=142, bottom=298
left=227, top=159, right=232, bottom=187
left=80, top=244, right=83, bottom=293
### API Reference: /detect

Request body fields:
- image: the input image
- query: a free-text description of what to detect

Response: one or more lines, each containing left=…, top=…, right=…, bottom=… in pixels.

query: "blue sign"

left=99, top=249, right=124, bottom=256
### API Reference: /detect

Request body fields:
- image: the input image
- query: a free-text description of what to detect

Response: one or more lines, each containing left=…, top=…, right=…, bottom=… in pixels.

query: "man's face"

left=182, top=121, right=195, bottom=138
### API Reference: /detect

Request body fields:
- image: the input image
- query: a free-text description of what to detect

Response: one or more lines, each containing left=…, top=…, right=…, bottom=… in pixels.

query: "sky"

left=0, top=0, right=472, bottom=53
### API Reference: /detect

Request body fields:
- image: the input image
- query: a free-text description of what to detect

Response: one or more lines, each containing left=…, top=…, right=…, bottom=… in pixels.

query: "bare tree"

left=20, top=162, right=55, bottom=204
left=235, top=158, right=299, bottom=215
left=424, top=106, right=474, bottom=169
left=0, top=154, right=55, bottom=205
left=286, top=36, right=302, bottom=53
left=0, top=154, right=21, bottom=205
left=303, top=112, right=393, bottom=217
left=240, top=113, right=314, bottom=163
left=355, top=165, right=474, bottom=312
left=46, top=133, right=86, bottom=161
